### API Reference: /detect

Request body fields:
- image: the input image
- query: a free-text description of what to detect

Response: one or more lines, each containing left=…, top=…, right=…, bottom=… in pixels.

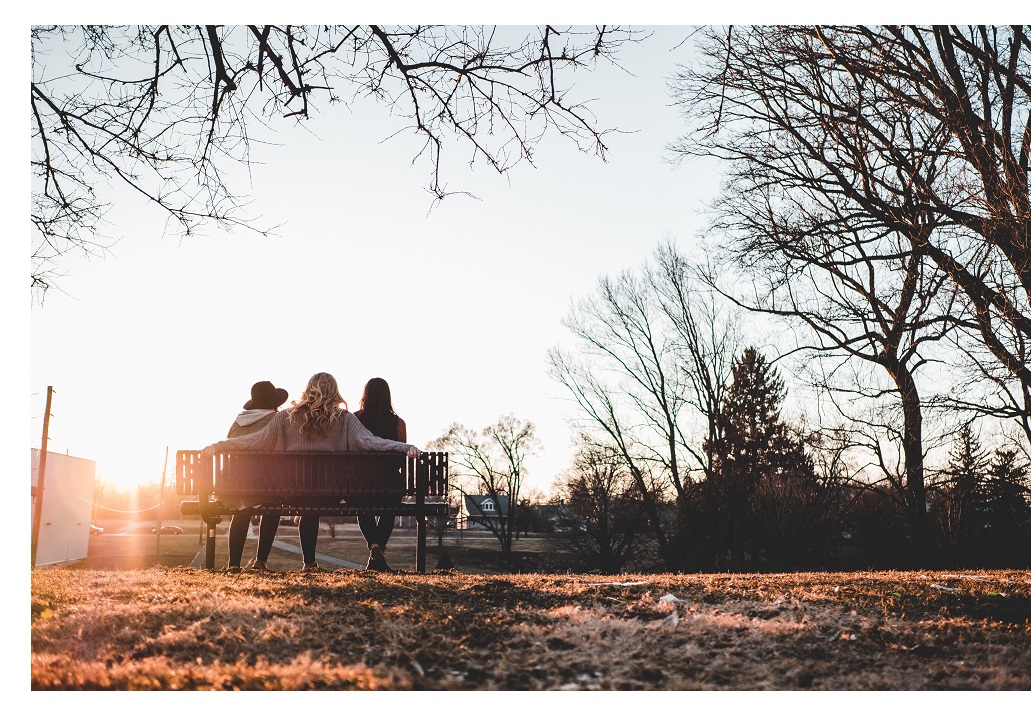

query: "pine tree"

left=712, top=348, right=788, bottom=485
left=706, top=347, right=816, bottom=569
left=983, top=447, right=1031, bottom=566
left=940, top=422, right=989, bottom=561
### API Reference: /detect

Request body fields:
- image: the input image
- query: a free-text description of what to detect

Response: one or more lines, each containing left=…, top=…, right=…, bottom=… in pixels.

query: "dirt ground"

left=30, top=566, right=1031, bottom=691
left=33, top=519, right=1031, bottom=692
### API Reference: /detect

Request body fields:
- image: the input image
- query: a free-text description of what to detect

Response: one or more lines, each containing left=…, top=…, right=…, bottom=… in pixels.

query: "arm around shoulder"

left=201, top=413, right=281, bottom=456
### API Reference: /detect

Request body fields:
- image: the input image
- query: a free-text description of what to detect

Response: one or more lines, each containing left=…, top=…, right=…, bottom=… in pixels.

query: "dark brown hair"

left=355, top=377, right=399, bottom=440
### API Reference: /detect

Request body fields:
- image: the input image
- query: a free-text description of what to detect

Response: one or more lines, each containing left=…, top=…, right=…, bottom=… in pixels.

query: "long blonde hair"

left=289, top=372, right=348, bottom=439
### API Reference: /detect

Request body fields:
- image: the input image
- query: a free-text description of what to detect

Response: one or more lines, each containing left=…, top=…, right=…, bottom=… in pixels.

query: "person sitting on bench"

left=353, top=377, right=407, bottom=572
left=201, top=371, right=420, bottom=572
left=222, top=380, right=289, bottom=573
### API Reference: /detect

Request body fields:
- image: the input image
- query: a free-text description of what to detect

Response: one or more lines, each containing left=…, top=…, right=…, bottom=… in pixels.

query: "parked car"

left=151, top=525, right=183, bottom=535
left=89, top=525, right=104, bottom=535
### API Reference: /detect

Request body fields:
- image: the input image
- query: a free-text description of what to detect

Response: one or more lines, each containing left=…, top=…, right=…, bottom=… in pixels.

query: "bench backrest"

left=176, top=450, right=449, bottom=500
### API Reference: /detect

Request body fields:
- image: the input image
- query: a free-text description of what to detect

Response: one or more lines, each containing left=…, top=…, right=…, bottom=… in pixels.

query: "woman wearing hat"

left=202, top=372, right=420, bottom=572
left=224, top=380, right=290, bottom=572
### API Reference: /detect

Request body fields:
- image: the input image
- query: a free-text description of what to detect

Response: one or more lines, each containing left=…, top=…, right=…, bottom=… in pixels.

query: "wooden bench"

left=176, top=450, right=449, bottom=572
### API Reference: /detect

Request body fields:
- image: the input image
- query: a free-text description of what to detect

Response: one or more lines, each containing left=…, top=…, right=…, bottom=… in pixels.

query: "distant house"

left=460, top=494, right=509, bottom=530
left=537, top=503, right=585, bottom=533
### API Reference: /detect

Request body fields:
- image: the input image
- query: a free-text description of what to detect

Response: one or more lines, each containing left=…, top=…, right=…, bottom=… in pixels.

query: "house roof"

left=463, top=495, right=509, bottom=517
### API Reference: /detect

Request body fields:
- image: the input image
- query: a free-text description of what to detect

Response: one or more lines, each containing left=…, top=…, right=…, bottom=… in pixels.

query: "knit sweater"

left=203, top=409, right=415, bottom=455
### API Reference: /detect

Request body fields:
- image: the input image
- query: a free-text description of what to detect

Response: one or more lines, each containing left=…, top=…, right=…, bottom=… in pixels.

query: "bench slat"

left=180, top=500, right=451, bottom=518
left=178, top=451, right=448, bottom=499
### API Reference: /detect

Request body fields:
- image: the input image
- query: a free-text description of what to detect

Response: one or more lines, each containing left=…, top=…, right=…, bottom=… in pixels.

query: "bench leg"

left=416, top=515, right=427, bottom=574
left=205, top=521, right=217, bottom=569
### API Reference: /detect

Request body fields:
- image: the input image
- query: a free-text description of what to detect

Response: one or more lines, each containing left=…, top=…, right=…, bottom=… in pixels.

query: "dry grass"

left=31, top=567, right=1031, bottom=690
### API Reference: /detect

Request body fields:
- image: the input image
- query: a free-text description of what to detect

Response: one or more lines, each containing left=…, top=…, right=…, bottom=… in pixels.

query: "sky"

left=26, top=24, right=721, bottom=495
left=20, top=5, right=1004, bottom=499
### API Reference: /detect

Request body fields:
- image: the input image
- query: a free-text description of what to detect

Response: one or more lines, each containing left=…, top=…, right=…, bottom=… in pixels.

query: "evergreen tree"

left=706, top=347, right=816, bottom=569
left=939, top=422, right=990, bottom=562
left=983, top=447, right=1031, bottom=566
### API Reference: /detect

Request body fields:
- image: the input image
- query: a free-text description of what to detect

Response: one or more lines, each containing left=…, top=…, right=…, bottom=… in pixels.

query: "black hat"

left=244, top=381, right=289, bottom=410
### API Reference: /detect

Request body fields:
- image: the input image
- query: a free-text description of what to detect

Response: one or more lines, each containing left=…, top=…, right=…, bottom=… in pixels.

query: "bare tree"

left=30, top=25, right=644, bottom=295
left=670, top=24, right=1031, bottom=447
left=548, top=241, right=740, bottom=570
left=700, top=219, right=960, bottom=558
left=429, top=483, right=459, bottom=549
left=429, top=414, right=540, bottom=559
left=553, top=435, right=648, bottom=573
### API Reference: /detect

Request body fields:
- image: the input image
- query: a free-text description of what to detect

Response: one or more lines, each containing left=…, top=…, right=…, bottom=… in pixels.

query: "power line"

left=43, top=484, right=166, bottom=514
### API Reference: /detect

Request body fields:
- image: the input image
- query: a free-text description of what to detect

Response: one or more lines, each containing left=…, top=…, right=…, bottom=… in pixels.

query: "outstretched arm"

left=201, top=414, right=280, bottom=456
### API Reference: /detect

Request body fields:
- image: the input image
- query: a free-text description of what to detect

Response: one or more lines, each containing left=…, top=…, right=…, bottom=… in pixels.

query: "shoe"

left=366, top=547, right=392, bottom=572
left=219, top=565, right=242, bottom=574
left=302, top=561, right=325, bottom=572
left=246, top=558, right=270, bottom=572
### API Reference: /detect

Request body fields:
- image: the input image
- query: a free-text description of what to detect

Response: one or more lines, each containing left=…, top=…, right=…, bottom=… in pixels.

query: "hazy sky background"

left=22, top=7, right=971, bottom=499
left=28, top=25, right=727, bottom=493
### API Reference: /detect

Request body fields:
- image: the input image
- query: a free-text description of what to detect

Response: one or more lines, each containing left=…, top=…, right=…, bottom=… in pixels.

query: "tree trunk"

left=628, top=466, right=677, bottom=569
left=891, top=363, right=929, bottom=566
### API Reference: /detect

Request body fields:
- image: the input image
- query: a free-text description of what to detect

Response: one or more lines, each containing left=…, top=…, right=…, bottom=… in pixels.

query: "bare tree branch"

left=30, top=25, right=644, bottom=295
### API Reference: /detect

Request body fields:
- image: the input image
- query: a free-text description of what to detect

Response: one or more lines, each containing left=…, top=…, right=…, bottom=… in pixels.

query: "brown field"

left=30, top=565, right=1031, bottom=691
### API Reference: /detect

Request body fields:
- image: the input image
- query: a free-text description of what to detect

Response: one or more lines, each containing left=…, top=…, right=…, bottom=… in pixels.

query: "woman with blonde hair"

left=202, top=372, right=420, bottom=571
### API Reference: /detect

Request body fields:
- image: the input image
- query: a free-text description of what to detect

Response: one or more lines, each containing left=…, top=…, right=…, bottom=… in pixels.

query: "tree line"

left=546, top=25, right=1031, bottom=572
left=547, top=249, right=1031, bottom=572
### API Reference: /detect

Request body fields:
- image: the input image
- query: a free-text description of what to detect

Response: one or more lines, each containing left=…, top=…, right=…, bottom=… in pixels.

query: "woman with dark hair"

left=202, top=372, right=420, bottom=572
left=353, top=377, right=406, bottom=572
left=223, top=380, right=289, bottom=572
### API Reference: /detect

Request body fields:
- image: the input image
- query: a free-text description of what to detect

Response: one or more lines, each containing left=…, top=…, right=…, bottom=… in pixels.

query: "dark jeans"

left=358, top=513, right=396, bottom=550
left=228, top=510, right=281, bottom=567
left=298, top=515, right=320, bottom=565
left=299, top=497, right=401, bottom=564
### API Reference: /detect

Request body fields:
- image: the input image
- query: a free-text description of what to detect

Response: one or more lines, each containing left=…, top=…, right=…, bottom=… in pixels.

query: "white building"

left=31, top=449, right=96, bottom=567
left=460, top=494, right=509, bottom=530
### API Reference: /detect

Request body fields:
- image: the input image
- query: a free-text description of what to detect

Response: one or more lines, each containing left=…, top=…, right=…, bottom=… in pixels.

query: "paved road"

left=190, top=540, right=364, bottom=570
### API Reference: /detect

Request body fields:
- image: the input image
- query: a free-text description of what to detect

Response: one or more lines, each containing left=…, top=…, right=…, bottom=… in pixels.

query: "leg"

left=227, top=511, right=251, bottom=568
left=360, top=512, right=395, bottom=572
left=357, top=514, right=377, bottom=550
left=298, top=515, right=320, bottom=566
left=255, top=512, right=281, bottom=562
left=377, top=513, right=396, bottom=549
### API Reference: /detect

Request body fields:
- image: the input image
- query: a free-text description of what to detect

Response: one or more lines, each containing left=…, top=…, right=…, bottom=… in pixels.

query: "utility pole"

left=31, top=386, right=54, bottom=569
left=156, top=446, right=169, bottom=563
